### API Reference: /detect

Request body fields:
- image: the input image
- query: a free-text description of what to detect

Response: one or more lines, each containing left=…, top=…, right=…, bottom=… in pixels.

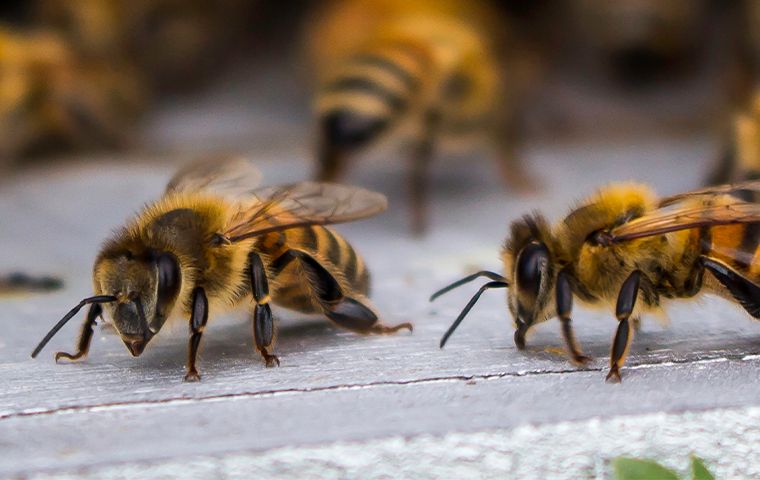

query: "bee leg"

left=492, top=119, right=538, bottom=194
left=185, top=287, right=208, bottom=382
left=409, top=110, right=440, bottom=236
left=55, top=303, right=102, bottom=362
left=249, top=252, right=279, bottom=367
left=281, top=249, right=412, bottom=334
left=556, top=269, right=591, bottom=365
left=702, top=257, right=760, bottom=317
left=606, top=270, right=642, bottom=383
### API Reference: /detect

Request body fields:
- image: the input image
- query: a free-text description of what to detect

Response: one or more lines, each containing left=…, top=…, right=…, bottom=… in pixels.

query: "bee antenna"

left=439, top=280, right=508, bottom=349
left=31, top=295, right=117, bottom=358
left=429, top=271, right=507, bottom=302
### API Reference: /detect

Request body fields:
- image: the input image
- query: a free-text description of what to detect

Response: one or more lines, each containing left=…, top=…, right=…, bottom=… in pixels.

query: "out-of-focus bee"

left=0, top=26, right=143, bottom=161
left=566, top=0, right=709, bottom=85
left=0, top=272, right=62, bottom=295
left=734, top=0, right=760, bottom=92
left=305, top=0, right=538, bottom=234
left=31, top=157, right=411, bottom=381
left=35, top=0, right=255, bottom=91
left=709, top=90, right=760, bottom=185
left=432, top=181, right=760, bottom=382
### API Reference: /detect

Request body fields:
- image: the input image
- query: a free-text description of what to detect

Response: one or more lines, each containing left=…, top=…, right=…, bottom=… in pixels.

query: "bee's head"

left=503, top=214, right=556, bottom=348
left=93, top=250, right=181, bottom=357
left=316, top=108, right=388, bottom=180
left=432, top=212, right=557, bottom=351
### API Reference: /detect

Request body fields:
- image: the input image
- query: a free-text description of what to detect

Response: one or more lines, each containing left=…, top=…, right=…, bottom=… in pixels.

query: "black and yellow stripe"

left=702, top=222, right=760, bottom=280
left=316, top=40, right=432, bottom=143
left=258, top=226, right=369, bottom=313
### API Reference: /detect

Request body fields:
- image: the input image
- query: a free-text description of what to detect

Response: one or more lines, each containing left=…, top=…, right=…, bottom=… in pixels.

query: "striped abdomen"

left=701, top=222, right=760, bottom=280
left=315, top=39, right=432, bottom=180
left=257, top=226, right=370, bottom=313
left=318, top=39, right=430, bottom=136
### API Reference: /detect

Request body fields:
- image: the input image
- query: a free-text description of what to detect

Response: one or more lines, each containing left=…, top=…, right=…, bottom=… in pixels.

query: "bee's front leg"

left=607, top=270, right=642, bottom=383
left=55, top=303, right=102, bottom=362
left=249, top=252, right=279, bottom=367
left=185, top=287, right=208, bottom=382
left=555, top=269, right=591, bottom=365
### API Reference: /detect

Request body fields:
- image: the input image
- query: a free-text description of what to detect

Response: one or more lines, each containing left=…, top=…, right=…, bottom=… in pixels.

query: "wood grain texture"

left=3, top=138, right=760, bottom=478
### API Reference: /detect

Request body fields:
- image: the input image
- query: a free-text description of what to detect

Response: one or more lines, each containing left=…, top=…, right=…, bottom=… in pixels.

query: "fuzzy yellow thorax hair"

left=554, top=182, right=658, bottom=260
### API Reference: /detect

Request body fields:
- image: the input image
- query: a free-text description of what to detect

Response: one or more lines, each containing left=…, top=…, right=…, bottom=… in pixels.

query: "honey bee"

left=0, top=272, right=62, bottom=295
left=35, top=0, right=255, bottom=91
left=566, top=0, right=709, bottom=85
left=31, top=157, right=411, bottom=381
left=709, top=90, right=760, bottom=185
left=432, top=181, right=760, bottom=382
left=306, top=0, right=537, bottom=234
left=0, top=26, right=142, bottom=160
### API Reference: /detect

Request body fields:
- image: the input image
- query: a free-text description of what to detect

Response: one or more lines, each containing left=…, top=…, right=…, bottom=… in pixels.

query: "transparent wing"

left=223, top=182, right=388, bottom=242
left=657, top=180, right=760, bottom=207
left=165, top=155, right=263, bottom=199
left=610, top=201, right=760, bottom=243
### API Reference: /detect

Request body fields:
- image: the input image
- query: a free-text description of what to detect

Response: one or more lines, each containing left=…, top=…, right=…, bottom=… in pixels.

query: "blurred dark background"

left=0, top=0, right=756, bottom=180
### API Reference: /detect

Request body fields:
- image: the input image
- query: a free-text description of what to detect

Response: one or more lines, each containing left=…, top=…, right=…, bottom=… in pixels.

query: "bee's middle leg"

left=606, top=270, right=645, bottom=383
left=249, top=252, right=279, bottom=367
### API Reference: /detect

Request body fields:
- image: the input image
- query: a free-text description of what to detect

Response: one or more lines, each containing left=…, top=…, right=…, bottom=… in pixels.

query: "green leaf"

left=691, top=456, right=715, bottom=480
left=613, top=457, right=680, bottom=480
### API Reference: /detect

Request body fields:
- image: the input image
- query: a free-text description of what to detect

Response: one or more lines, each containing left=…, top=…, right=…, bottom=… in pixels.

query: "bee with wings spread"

left=432, top=181, right=760, bottom=382
left=32, top=157, right=411, bottom=381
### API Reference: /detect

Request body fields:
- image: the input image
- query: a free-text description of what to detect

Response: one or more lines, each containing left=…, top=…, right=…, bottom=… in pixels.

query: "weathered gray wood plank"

left=3, top=357, right=760, bottom=477
left=4, top=137, right=758, bottom=478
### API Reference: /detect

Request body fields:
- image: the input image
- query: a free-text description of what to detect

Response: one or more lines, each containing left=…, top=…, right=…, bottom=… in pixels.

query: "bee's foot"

left=370, top=322, right=413, bottom=334
left=605, top=366, right=622, bottom=383
left=55, top=351, right=85, bottom=363
left=184, top=370, right=201, bottom=382
left=264, top=354, right=280, bottom=368
left=572, top=354, right=593, bottom=366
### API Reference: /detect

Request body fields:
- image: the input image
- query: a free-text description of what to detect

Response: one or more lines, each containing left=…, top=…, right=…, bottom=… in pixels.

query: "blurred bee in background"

left=565, top=0, right=709, bottom=86
left=304, top=0, right=541, bottom=234
left=432, top=181, right=760, bottom=382
left=732, top=0, right=760, bottom=100
left=0, top=0, right=256, bottom=165
left=31, top=157, right=411, bottom=381
left=708, top=90, right=760, bottom=186
left=0, top=272, right=62, bottom=295
left=34, top=0, right=255, bottom=91
left=0, top=27, right=143, bottom=163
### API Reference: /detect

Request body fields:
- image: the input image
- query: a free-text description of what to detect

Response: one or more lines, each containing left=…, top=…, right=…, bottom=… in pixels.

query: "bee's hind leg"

left=326, top=295, right=413, bottom=335
left=275, top=249, right=412, bottom=335
left=702, top=257, right=760, bottom=318
left=249, top=252, right=279, bottom=367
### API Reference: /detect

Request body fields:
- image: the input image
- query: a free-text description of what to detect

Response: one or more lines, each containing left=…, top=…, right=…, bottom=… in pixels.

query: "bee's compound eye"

left=515, top=242, right=549, bottom=297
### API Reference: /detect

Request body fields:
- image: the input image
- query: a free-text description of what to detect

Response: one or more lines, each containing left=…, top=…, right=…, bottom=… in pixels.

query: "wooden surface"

left=3, top=137, right=760, bottom=479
